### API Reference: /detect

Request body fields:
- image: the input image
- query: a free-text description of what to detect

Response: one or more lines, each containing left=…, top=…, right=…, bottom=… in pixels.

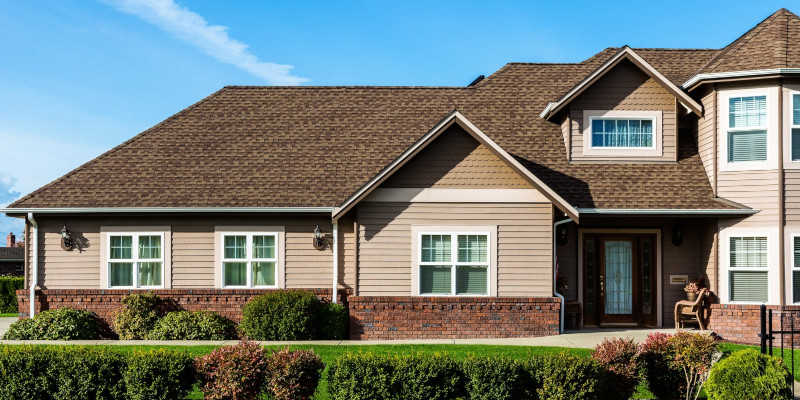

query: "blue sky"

left=0, top=0, right=794, bottom=244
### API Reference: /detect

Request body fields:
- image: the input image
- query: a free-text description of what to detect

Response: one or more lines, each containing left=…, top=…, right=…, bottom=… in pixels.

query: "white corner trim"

left=362, top=188, right=550, bottom=203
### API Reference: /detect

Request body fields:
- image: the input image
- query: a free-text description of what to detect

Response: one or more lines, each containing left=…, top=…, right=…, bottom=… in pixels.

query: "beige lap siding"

left=356, top=202, right=553, bottom=297
left=27, top=215, right=353, bottom=290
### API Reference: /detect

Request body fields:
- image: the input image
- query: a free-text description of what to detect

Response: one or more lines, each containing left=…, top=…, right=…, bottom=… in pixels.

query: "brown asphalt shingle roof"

left=695, top=8, right=800, bottom=75
left=0, top=248, right=24, bottom=261
left=9, top=46, right=733, bottom=211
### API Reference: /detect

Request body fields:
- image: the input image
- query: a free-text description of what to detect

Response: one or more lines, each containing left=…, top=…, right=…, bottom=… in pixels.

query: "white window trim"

left=410, top=225, right=497, bottom=297
left=719, top=87, right=778, bottom=172
left=790, top=233, right=800, bottom=304
left=721, top=229, right=773, bottom=305
left=417, top=231, right=490, bottom=296
left=100, top=226, right=171, bottom=289
left=588, top=116, right=657, bottom=150
left=581, top=110, right=663, bottom=157
left=214, top=226, right=285, bottom=289
left=788, top=90, right=800, bottom=164
left=104, top=232, right=166, bottom=289
left=220, top=232, right=279, bottom=289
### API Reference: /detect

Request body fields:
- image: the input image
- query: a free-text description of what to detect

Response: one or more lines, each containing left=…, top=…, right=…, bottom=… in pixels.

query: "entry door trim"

left=577, top=228, right=662, bottom=327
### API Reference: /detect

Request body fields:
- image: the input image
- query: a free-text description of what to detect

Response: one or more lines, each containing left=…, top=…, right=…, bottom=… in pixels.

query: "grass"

left=0, top=313, right=17, bottom=317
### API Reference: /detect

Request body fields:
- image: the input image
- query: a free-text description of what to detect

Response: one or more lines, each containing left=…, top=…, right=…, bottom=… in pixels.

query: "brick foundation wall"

left=709, top=304, right=800, bottom=346
left=17, top=288, right=344, bottom=338
left=348, top=296, right=561, bottom=339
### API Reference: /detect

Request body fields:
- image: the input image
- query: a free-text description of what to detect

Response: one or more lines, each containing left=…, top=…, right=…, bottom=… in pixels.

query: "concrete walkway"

left=0, top=324, right=680, bottom=348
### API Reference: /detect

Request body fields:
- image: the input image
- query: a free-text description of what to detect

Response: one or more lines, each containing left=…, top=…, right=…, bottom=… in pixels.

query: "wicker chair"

left=674, top=288, right=708, bottom=330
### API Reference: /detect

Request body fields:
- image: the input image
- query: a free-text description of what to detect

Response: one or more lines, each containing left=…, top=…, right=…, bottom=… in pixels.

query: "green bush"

left=266, top=347, right=325, bottom=400
left=123, top=349, right=195, bottom=400
left=113, top=292, right=160, bottom=339
left=240, top=291, right=320, bottom=340
left=706, top=349, right=792, bottom=400
left=0, top=276, right=23, bottom=314
left=54, top=347, right=127, bottom=400
left=327, top=353, right=397, bottom=400
left=147, top=310, right=236, bottom=340
left=395, top=353, right=465, bottom=400
left=537, top=352, right=605, bottom=400
left=317, top=302, right=349, bottom=340
left=0, top=345, right=58, bottom=399
left=2, top=307, right=100, bottom=340
left=462, top=356, right=525, bottom=400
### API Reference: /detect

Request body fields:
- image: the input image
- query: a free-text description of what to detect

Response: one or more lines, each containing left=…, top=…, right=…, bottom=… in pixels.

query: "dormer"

left=541, top=47, right=702, bottom=163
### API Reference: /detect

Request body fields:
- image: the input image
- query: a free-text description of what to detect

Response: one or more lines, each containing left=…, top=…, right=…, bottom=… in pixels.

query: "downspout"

left=332, top=221, right=338, bottom=304
left=26, top=213, right=38, bottom=318
left=553, top=217, right=573, bottom=333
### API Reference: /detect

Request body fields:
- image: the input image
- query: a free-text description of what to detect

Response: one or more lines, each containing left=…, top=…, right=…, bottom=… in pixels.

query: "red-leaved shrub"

left=266, top=347, right=325, bottom=400
left=591, top=337, right=640, bottom=400
left=640, top=332, right=685, bottom=399
left=195, top=340, right=271, bottom=400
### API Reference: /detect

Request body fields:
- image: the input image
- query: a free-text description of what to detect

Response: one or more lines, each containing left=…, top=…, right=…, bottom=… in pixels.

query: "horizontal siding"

left=785, top=170, right=800, bottom=224
left=569, top=59, right=677, bottom=162
left=356, top=202, right=553, bottom=297
left=717, top=170, right=780, bottom=226
left=697, top=89, right=715, bottom=188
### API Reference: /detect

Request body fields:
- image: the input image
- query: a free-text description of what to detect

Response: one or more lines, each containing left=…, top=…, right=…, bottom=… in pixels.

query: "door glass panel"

left=642, top=240, right=651, bottom=315
left=586, top=240, right=595, bottom=314
left=605, top=241, right=633, bottom=314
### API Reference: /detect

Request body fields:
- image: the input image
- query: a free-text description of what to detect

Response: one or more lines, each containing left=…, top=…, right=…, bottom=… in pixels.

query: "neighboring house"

left=0, top=234, right=24, bottom=277
left=4, top=9, right=800, bottom=342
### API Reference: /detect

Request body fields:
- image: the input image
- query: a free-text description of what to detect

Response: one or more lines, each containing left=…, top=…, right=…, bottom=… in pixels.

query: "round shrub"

left=147, top=311, right=236, bottom=340
left=196, top=340, right=271, bottom=400
left=113, top=292, right=159, bottom=340
left=317, top=302, right=349, bottom=340
left=266, top=347, right=325, bottom=400
left=124, top=349, right=195, bottom=400
left=591, top=337, right=640, bottom=400
left=706, top=349, right=792, bottom=400
left=2, top=307, right=100, bottom=340
left=240, top=291, right=320, bottom=340
left=537, top=352, right=605, bottom=400
left=639, top=332, right=684, bottom=398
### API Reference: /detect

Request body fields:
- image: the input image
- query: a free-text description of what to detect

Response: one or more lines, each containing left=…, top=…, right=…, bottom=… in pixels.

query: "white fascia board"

left=577, top=208, right=759, bottom=215
left=1, top=207, right=334, bottom=215
left=683, top=69, right=800, bottom=89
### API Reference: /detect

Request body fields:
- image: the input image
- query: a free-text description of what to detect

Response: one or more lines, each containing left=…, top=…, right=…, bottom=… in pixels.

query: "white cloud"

left=0, top=173, right=23, bottom=243
left=105, top=0, right=309, bottom=85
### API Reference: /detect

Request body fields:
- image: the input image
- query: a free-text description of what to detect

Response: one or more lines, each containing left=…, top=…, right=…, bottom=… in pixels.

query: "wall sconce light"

left=671, top=224, right=684, bottom=247
left=60, top=225, right=73, bottom=251
left=556, top=225, right=568, bottom=246
left=313, top=225, right=325, bottom=249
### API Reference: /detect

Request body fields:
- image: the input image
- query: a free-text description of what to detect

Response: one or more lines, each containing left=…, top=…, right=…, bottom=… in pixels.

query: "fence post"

left=760, top=304, right=767, bottom=354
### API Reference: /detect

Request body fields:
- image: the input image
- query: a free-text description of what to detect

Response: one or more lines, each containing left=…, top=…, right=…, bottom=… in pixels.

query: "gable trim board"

left=332, top=111, right=581, bottom=222
left=683, top=69, right=800, bottom=91
left=576, top=208, right=757, bottom=215
left=541, top=47, right=703, bottom=120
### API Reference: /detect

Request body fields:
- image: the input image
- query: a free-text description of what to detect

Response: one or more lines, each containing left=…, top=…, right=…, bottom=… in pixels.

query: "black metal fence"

left=759, top=304, right=796, bottom=397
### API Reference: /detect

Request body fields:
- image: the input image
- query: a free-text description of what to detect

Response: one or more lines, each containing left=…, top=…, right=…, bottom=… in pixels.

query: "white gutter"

left=539, top=103, right=553, bottom=119
left=553, top=217, right=572, bottom=334
left=682, top=68, right=800, bottom=89
left=331, top=221, right=338, bottom=304
left=576, top=208, right=758, bottom=215
left=26, top=213, right=38, bottom=318
left=1, top=207, right=334, bottom=214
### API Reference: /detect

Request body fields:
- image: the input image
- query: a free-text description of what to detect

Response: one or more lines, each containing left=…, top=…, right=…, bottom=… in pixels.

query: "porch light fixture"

left=313, top=225, right=325, bottom=250
left=60, top=224, right=73, bottom=251
left=671, top=224, right=684, bottom=247
left=556, top=225, right=568, bottom=246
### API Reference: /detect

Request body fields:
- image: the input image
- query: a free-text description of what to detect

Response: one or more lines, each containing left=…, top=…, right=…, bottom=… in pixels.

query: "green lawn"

left=0, top=313, right=17, bottom=317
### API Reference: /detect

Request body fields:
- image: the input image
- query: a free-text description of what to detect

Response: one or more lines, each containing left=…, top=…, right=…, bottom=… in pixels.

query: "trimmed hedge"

left=0, top=276, right=23, bottom=314
left=0, top=345, right=194, bottom=400
left=706, top=349, right=792, bottom=400
left=462, top=356, right=526, bottom=400
left=317, top=302, right=349, bottom=340
left=537, top=353, right=605, bottom=400
left=240, top=291, right=348, bottom=340
left=2, top=307, right=100, bottom=340
left=147, top=311, right=236, bottom=340
left=327, top=353, right=396, bottom=400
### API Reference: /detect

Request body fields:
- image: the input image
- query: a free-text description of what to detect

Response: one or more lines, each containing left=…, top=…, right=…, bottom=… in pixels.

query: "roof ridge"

left=8, top=87, right=232, bottom=208
left=693, top=9, right=785, bottom=74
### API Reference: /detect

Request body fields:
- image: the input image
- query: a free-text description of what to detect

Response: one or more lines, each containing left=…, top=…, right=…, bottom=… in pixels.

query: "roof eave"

left=576, top=207, right=758, bottom=216
left=1, top=207, right=335, bottom=215
left=682, top=68, right=800, bottom=91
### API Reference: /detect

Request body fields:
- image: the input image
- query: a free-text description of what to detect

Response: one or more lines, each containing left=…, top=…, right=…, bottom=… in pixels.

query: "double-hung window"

left=590, top=118, right=654, bottom=148
left=793, top=236, right=800, bottom=303
left=108, top=233, right=164, bottom=288
left=419, top=233, right=489, bottom=295
left=791, top=94, right=800, bottom=161
left=728, top=96, right=767, bottom=163
left=728, top=236, right=768, bottom=303
left=221, top=233, right=278, bottom=288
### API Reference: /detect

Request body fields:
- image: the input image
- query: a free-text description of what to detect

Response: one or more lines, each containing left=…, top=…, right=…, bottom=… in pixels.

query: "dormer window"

left=590, top=118, right=654, bottom=148
left=727, top=95, right=767, bottom=163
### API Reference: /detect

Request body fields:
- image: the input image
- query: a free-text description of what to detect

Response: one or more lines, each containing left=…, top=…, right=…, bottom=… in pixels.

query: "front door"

left=583, top=234, right=657, bottom=326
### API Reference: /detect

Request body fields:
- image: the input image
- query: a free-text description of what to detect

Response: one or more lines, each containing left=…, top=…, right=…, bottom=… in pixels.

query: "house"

left=0, top=234, right=24, bottom=277
left=4, top=9, right=800, bottom=342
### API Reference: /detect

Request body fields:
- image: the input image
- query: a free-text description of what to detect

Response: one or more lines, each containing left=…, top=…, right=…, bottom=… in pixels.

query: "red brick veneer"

left=348, top=296, right=561, bottom=339
left=708, top=304, right=800, bottom=346
left=16, top=288, right=343, bottom=325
